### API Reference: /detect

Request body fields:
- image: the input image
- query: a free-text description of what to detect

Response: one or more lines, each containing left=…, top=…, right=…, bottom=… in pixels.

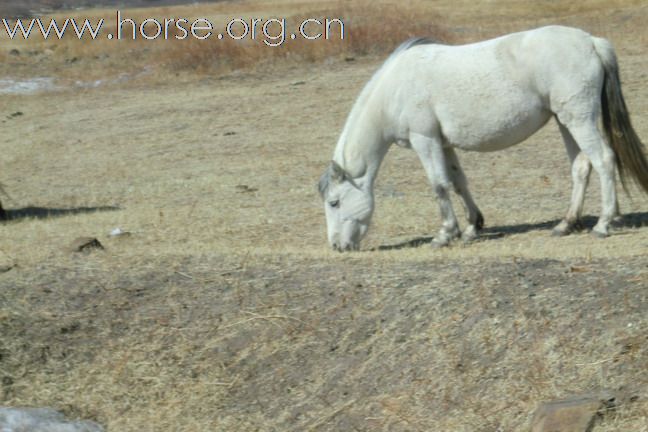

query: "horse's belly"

left=437, top=92, right=551, bottom=152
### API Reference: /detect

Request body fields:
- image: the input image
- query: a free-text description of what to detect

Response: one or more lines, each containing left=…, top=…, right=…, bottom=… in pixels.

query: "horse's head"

left=318, top=160, right=374, bottom=251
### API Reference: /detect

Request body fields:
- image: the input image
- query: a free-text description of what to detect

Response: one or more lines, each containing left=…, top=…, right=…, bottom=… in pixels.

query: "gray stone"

left=531, top=392, right=615, bottom=432
left=69, top=237, right=104, bottom=253
left=0, top=407, right=103, bottom=432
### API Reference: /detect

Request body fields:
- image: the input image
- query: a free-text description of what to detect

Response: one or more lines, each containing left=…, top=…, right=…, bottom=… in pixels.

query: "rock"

left=70, top=237, right=104, bottom=253
left=235, top=184, right=258, bottom=193
left=108, top=227, right=131, bottom=237
left=0, top=265, right=14, bottom=274
left=531, top=392, right=615, bottom=432
left=0, top=407, right=104, bottom=432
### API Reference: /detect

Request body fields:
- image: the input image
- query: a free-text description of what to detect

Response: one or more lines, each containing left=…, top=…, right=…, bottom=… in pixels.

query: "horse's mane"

left=334, top=37, right=438, bottom=164
left=363, top=37, right=438, bottom=91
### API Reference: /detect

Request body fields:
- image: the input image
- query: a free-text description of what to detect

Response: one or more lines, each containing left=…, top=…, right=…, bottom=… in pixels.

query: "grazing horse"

left=318, top=26, right=648, bottom=251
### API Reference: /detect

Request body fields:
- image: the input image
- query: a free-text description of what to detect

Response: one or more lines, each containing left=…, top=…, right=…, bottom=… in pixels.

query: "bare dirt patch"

left=1, top=255, right=646, bottom=430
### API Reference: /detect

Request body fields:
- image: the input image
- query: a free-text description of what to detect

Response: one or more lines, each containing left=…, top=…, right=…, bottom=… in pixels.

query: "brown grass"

left=2, top=0, right=647, bottom=80
left=162, top=3, right=450, bottom=73
left=1, top=1, right=451, bottom=79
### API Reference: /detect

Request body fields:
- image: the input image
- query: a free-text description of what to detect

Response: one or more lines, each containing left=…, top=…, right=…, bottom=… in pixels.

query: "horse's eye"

left=329, top=200, right=340, bottom=208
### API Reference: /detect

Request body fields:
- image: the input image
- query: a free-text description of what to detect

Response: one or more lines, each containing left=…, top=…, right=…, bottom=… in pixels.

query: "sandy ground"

left=1, top=1, right=647, bottom=431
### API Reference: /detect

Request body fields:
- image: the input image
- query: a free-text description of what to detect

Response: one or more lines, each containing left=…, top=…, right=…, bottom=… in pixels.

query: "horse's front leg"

left=410, top=132, right=460, bottom=247
left=444, top=147, right=484, bottom=242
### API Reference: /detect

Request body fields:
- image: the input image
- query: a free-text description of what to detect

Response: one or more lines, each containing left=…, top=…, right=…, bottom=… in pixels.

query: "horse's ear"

left=330, top=160, right=346, bottom=183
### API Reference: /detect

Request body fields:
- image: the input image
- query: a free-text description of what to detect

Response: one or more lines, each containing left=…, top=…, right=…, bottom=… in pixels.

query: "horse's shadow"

left=376, top=211, right=648, bottom=251
left=0, top=205, right=120, bottom=222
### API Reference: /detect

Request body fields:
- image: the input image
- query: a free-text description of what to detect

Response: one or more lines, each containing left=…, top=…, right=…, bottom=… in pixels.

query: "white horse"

left=318, top=25, right=648, bottom=251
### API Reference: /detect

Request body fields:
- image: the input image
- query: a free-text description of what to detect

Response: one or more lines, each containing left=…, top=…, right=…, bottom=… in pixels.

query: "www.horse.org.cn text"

left=1, top=12, right=345, bottom=46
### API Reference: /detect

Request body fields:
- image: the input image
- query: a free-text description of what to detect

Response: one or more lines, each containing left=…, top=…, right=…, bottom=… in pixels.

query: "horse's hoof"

left=552, top=221, right=571, bottom=237
left=552, top=219, right=584, bottom=237
left=462, top=226, right=478, bottom=243
left=591, top=229, right=608, bottom=239
left=462, top=236, right=478, bottom=245
left=552, top=227, right=569, bottom=237
left=431, top=238, right=449, bottom=248
left=475, top=212, right=485, bottom=231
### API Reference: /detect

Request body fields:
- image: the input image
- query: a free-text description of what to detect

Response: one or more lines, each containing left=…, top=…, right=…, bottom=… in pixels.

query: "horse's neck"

left=332, top=38, right=415, bottom=187
left=334, top=110, right=390, bottom=187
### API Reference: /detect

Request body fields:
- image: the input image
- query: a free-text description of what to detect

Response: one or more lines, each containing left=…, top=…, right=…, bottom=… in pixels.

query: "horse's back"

left=398, top=26, right=602, bottom=98
left=381, top=26, right=605, bottom=150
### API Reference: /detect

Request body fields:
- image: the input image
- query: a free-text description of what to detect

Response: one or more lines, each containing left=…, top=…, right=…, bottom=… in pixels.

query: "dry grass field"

left=1, top=0, right=647, bottom=431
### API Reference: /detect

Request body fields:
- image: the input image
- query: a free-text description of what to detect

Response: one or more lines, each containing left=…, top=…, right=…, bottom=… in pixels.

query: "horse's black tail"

left=593, top=37, right=648, bottom=194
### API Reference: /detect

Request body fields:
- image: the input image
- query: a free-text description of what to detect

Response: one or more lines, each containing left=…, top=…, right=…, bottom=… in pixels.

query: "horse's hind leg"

left=410, top=132, right=461, bottom=247
left=553, top=122, right=592, bottom=236
left=444, top=147, right=483, bottom=241
left=562, top=120, right=618, bottom=237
